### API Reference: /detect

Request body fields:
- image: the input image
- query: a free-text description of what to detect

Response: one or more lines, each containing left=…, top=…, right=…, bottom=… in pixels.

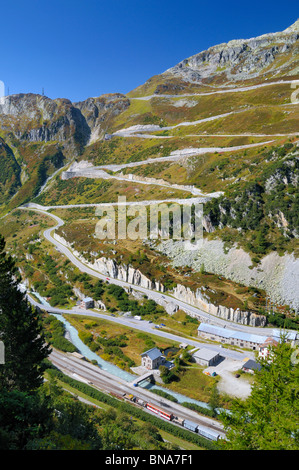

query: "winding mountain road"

left=87, top=141, right=275, bottom=172
left=129, top=79, right=299, bottom=101
left=21, top=205, right=283, bottom=343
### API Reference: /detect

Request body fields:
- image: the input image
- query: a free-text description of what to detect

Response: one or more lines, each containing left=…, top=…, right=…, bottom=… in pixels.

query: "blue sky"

left=0, top=0, right=298, bottom=102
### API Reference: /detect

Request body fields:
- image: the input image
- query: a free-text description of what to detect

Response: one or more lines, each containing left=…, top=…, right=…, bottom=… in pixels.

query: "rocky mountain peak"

left=164, top=20, right=299, bottom=84
left=283, top=18, right=299, bottom=33
left=0, top=91, right=130, bottom=152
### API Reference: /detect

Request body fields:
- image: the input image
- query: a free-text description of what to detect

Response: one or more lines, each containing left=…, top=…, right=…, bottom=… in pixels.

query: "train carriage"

left=121, top=394, right=222, bottom=441
left=197, top=426, right=221, bottom=441
left=146, top=403, right=173, bottom=421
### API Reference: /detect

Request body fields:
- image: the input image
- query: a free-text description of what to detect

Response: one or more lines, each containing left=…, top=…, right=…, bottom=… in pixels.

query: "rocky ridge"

left=53, top=233, right=165, bottom=292
left=164, top=19, right=299, bottom=84
left=0, top=94, right=90, bottom=154
left=0, top=92, right=129, bottom=155
left=73, top=93, right=130, bottom=144
left=172, top=283, right=266, bottom=327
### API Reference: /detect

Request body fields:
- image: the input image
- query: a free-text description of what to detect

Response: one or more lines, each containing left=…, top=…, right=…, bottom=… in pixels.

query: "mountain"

left=165, top=20, right=299, bottom=82
left=0, top=92, right=129, bottom=209
left=0, top=20, right=298, bottom=315
left=129, top=19, right=299, bottom=96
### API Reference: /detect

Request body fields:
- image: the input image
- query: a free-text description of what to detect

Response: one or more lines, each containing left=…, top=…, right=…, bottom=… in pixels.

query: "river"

left=24, top=284, right=211, bottom=409
left=51, top=312, right=210, bottom=409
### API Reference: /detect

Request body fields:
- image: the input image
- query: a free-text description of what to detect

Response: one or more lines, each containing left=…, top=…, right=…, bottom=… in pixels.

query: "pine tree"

left=219, top=339, right=299, bottom=450
left=0, top=235, right=51, bottom=392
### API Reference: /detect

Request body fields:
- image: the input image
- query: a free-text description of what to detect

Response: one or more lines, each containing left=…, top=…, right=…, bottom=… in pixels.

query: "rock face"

left=74, top=93, right=130, bottom=143
left=0, top=92, right=130, bottom=155
left=93, top=256, right=165, bottom=292
left=0, top=94, right=90, bottom=155
left=53, top=232, right=267, bottom=326
left=53, top=233, right=164, bottom=292
left=158, top=238, right=299, bottom=311
left=173, top=284, right=267, bottom=327
left=165, top=20, right=299, bottom=83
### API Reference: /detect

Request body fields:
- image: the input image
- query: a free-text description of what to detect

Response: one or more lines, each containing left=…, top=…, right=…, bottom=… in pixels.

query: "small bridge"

left=130, top=371, right=154, bottom=387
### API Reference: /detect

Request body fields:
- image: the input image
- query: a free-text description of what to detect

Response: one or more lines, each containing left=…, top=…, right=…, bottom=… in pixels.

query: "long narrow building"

left=197, top=323, right=298, bottom=351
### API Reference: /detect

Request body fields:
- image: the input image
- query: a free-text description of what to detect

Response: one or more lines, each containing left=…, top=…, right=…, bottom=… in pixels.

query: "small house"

left=258, top=337, right=279, bottom=360
left=81, top=297, right=94, bottom=309
left=141, top=347, right=165, bottom=370
left=242, top=359, right=262, bottom=374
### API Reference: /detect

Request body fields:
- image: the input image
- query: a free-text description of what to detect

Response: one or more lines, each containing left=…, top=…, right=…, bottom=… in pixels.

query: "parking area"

left=205, top=357, right=252, bottom=399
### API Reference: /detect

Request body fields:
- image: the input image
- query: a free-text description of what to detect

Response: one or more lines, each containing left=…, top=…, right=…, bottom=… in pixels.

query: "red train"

left=146, top=403, right=173, bottom=421
left=121, top=393, right=221, bottom=441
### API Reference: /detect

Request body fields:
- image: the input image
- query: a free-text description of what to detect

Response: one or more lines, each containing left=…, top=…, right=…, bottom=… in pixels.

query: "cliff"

left=53, top=232, right=268, bottom=326
left=0, top=92, right=130, bottom=151
left=172, top=284, right=266, bottom=327
left=0, top=94, right=90, bottom=155
left=53, top=233, right=164, bottom=292
left=92, top=256, right=165, bottom=292
left=74, top=93, right=130, bottom=143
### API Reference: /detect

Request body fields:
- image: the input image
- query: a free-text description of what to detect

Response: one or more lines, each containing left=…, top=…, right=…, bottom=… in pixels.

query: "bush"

left=43, top=315, right=77, bottom=353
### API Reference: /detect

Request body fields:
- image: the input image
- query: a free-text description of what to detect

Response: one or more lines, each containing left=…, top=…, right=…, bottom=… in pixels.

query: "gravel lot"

left=205, top=357, right=252, bottom=399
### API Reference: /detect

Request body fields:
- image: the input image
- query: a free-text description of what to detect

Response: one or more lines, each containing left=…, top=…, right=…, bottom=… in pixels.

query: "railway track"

left=49, top=349, right=225, bottom=438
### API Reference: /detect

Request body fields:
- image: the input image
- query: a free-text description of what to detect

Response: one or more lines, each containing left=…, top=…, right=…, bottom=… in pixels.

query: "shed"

left=81, top=297, right=94, bottom=309
left=242, top=359, right=262, bottom=374
left=192, top=348, right=220, bottom=366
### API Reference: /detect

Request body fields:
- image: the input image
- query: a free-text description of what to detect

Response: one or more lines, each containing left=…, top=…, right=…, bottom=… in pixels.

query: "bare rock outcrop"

left=173, top=283, right=266, bottom=327
left=165, top=20, right=299, bottom=83
left=53, top=233, right=164, bottom=292
left=93, top=256, right=165, bottom=292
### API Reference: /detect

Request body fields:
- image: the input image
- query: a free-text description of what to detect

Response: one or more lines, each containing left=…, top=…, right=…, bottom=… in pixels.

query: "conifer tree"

left=220, top=339, right=299, bottom=450
left=0, top=235, right=51, bottom=392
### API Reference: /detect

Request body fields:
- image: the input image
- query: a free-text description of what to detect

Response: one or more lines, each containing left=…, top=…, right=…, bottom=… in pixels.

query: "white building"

left=258, top=337, right=279, bottom=360
left=197, top=323, right=298, bottom=351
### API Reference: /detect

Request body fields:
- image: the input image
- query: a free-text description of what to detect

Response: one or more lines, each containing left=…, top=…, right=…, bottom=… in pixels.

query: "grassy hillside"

left=0, top=137, right=21, bottom=204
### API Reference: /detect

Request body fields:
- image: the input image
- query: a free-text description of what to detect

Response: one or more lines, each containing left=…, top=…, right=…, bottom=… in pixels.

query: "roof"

left=230, top=330, right=268, bottom=344
left=197, top=323, right=232, bottom=339
left=198, top=323, right=269, bottom=345
left=272, top=329, right=297, bottom=341
left=83, top=297, right=94, bottom=302
left=193, top=348, right=219, bottom=361
left=184, top=419, right=198, bottom=429
left=242, top=359, right=262, bottom=371
left=141, top=347, right=162, bottom=361
left=260, top=337, right=279, bottom=348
